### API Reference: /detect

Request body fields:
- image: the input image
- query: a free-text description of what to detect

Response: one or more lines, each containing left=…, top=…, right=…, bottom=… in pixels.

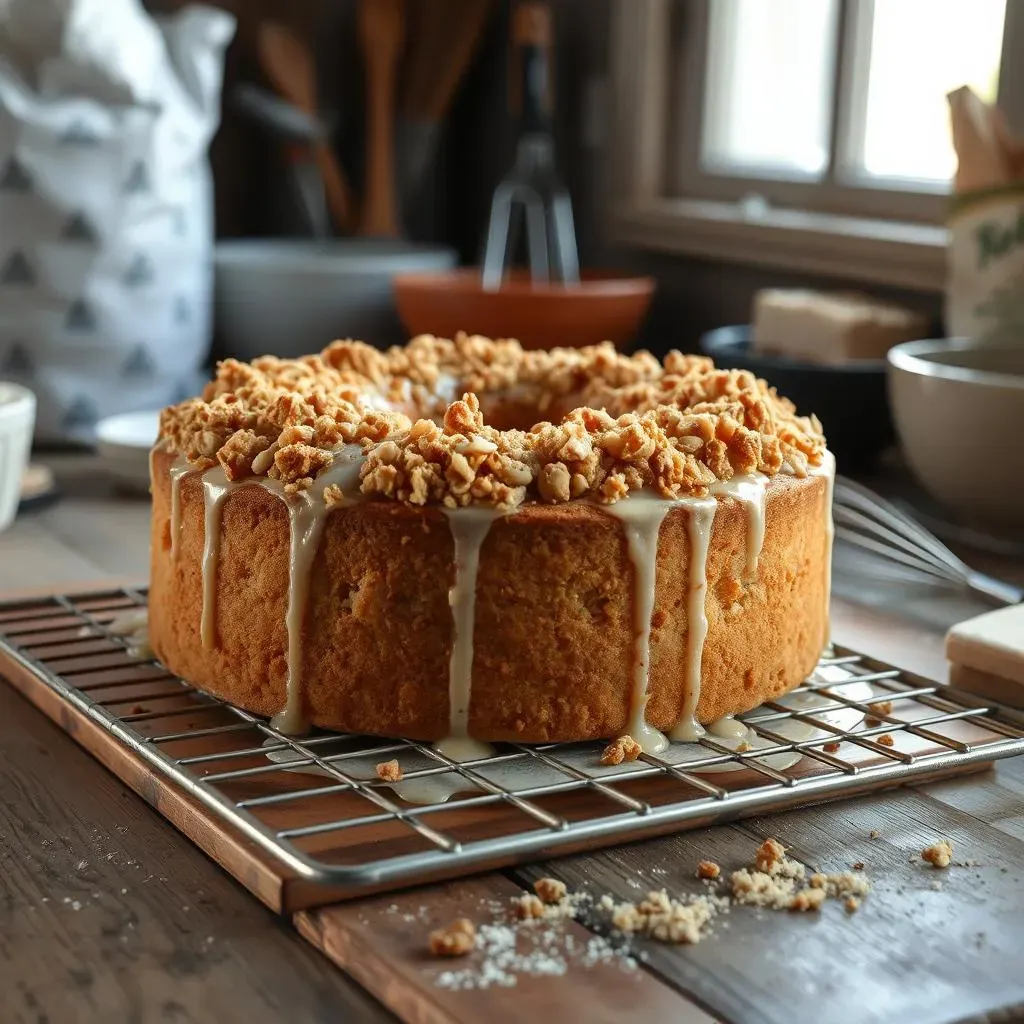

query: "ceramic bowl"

left=393, top=269, right=655, bottom=351
left=700, top=325, right=894, bottom=468
left=215, top=239, right=457, bottom=359
left=0, top=382, right=36, bottom=533
left=887, top=338, right=1024, bottom=531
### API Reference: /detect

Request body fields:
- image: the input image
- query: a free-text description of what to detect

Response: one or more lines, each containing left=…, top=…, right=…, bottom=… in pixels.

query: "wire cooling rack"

left=2, top=586, right=1024, bottom=906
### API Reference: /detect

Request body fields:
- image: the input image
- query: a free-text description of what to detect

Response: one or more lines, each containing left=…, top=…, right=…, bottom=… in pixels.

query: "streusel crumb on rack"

left=600, top=735, right=643, bottom=766
left=158, top=335, right=826, bottom=509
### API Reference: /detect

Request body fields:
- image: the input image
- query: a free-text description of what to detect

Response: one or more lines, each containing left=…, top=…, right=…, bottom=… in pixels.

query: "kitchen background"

left=1, top=0, right=1021, bottom=539
left=152, top=0, right=948, bottom=356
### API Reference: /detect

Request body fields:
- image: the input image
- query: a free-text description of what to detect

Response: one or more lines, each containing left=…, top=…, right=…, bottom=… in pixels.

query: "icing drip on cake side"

left=262, top=445, right=364, bottom=735
left=669, top=497, right=718, bottom=743
left=438, top=506, right=504, bottom=761
left=807, top=450, right=836, bottom=638
left=603, top=493, right=672, bottom=755
left=169, top=459, right=191, bottom=558
left=200, top=468, right=235, bottom=649
left=711, top=473, right=768, bottom=578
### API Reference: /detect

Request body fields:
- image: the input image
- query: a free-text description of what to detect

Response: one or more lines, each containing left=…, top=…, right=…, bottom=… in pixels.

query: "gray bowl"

left=214, top=239, right=457, bottom=359
left=887, top=338, right=1024, bottom=531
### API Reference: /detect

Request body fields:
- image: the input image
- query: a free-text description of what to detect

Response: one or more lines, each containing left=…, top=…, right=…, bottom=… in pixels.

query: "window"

left=611, top=0, right=1024, bottom=288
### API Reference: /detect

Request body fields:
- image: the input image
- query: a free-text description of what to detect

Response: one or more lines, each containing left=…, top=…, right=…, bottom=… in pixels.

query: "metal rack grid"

left=2, top=585, right=1024, bottom=900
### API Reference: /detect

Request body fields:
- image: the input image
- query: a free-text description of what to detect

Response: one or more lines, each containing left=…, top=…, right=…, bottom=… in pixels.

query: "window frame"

left=610, top=0, right=1024, bottom=291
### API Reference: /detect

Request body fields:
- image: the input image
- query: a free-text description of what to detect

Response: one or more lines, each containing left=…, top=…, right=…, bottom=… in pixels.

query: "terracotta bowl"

left=393, top=269, right=655, bottom=350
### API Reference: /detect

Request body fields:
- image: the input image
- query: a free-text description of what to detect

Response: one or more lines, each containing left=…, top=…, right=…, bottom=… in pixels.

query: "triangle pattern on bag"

left=1, top=341, right=33, bottom=376
left=62, top=211, right=99, bottom=243
left=62, top=394, right=100, bottom=435
left=121, top=344, right=156, bottom=379
left=0, top=156, right=33, bottom=191
left=173, top=295, right=191, bottom=324
left=60, top=119, right=102, bottom=146
left=65, top=298, right=96, bottom=332
left=171, top=208, right=188, bottom=237
left=0, top=251, right=35, bottom=285
left=122, top=161, right=150, bottom=194
left=123, top=253, right=154, bottom=288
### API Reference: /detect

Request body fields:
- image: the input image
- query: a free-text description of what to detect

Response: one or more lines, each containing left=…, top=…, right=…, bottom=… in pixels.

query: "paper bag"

left=0, top=0, right=235, bottom=441
left=946, top=86, right=1024, bottom=346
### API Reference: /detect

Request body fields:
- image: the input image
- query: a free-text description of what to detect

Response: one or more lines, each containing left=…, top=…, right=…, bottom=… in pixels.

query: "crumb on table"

left=823, top=741, right=841, bottom=753
left=533, top=877, right=567, bottom=904
left=922, top=840, right=954, bottom=869
left=876, top=733, right=895, bottom=747
left=697, top=860, right=721, bottom=881
left=429, top=918, right=476, bottom=957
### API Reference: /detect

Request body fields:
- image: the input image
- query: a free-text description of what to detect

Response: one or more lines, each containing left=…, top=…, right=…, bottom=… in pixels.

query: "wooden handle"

left=358, top=0, right=404, bottom=237
left=258, top=20, right=355, bottom=234
left=360, top=62, right=400, bottom=236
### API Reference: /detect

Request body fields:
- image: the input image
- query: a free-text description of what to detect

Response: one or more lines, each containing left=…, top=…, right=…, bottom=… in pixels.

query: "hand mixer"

left=481, top=0, right=579, bottom=291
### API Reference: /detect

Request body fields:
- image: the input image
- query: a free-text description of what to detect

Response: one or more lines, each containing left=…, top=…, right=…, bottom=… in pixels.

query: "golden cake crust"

left=148, top=448, right=828, bottom=742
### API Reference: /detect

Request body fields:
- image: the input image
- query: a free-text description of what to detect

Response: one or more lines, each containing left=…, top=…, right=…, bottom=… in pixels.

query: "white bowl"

left=0, top=382, right=36, bottom=533
left=887, top=339, right=1024, bottom=531
left=95, top=409, right=162, bottom=492
left=214, top=238, right=457, bottom=360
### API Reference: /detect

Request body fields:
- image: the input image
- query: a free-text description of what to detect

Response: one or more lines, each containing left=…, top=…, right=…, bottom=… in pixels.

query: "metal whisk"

left=481, top=0, right=579, bottom=291
left=833, top=476, right=1023, bottom=606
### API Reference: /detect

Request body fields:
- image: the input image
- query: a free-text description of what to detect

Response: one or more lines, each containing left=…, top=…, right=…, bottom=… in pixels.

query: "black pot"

left=699, top=325, right=895, bottom=469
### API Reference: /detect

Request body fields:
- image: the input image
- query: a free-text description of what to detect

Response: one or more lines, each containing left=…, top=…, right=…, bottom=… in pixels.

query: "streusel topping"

left=159, top=335, right=827, bottom=508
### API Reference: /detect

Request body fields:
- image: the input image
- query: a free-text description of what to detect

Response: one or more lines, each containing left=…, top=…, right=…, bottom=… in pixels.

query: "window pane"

left=702, top=0, right=840, bottom=177
left=855, top=0, right=1006, bottom=183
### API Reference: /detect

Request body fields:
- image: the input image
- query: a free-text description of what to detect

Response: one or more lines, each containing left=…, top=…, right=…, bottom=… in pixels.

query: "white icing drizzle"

left=200, top=468, right=235, bottom=649
left=707, top=713, right=747, bottom=740
left=711, top=473, right=767, bottom=578
left=439, top=506, right=504, bottom=751
left=603, top=492, right=672, bottom=755
left=168, top=459, right=191, bottom=559
left=669, top=497, right=718, bottom=743
left=807, top=450, right=836, bottom=637
left=264, top=445, right=365, bottom=736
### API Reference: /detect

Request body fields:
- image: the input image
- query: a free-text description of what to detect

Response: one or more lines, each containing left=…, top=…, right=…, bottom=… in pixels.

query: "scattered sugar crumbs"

left=431, top=880, right=636, bottom=991
left=428, top=838, right=880, bottom=988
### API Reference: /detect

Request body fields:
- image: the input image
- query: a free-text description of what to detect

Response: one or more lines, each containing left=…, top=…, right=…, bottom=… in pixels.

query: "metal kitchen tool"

left=834, top=476, right=1024, bottom=606
left=481, top=0, right=578, bottom=291
left=233, top=83, right=330, bottom=238
left=258, top=21, right=355, bottom=235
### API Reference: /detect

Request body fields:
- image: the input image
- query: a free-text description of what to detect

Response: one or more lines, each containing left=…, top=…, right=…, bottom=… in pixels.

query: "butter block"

left=751, top=289, right=927, bottom=363
left=946, top=604, right=1024, bottom=704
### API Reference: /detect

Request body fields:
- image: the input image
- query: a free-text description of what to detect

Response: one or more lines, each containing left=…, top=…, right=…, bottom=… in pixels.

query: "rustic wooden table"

left=2, top=455, right=1024, bottom=1024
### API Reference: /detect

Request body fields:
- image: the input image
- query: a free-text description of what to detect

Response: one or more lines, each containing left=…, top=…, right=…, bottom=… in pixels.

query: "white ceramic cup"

left=0, top=382, right=36, bottom=533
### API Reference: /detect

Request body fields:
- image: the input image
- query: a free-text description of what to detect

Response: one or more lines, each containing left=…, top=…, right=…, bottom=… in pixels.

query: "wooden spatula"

left=357, top=0, right=405, bottom=237
left=258, top=21, right=355, bottom=235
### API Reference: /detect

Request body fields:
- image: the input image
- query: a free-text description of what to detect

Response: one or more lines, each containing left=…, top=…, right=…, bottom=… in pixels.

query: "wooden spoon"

left=258, top=21, right=355, bottom=234
left=357, top=0, right=405, bottom=237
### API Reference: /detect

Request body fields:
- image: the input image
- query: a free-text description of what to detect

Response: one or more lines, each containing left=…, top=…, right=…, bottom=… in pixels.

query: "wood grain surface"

left=0, top=680, right=393, bottom=1024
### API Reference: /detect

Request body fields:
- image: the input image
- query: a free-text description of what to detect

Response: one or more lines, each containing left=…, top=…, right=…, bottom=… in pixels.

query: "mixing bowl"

left=887, top=338, right=1024, bottom=532
left=215, top=239, right=457, bottom=358
left=393, top=269, right=655, bottom=350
